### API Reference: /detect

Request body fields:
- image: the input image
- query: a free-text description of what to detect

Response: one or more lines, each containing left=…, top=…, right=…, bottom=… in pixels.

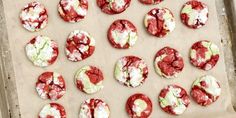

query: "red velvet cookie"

left=159, top=85, right=190, bottom=115
left=58, top=0, right=88, bottom=23
left=75, top=65, right=104, bottom=94
left=108, top=19, right=138, bottom=49
left=126, top=93, right=153, bottom=118
left=190, top=40, right=220, bottom=70
left=39, top=103, right=66, bottom=118
left=180, top=0, right=209, bottom=29
left=114, top=56, right=148, bottom=88
left=154, top=47, right=184, bottom=79
left=191, top=75, right=221, bottom=106
left=139, top=0, right=164, bottom=5
left=20, top=1, right=48, bottom=32
left=25, top=35, right=59, bottom=67
left=97, top=0, right=131, bottom=15
left=36, top=72, right=66, bottom=101
left=79, top=98, right=110, bottom=118
left=144, top=8, right=175, bottom=37
left=65, top=30, right=95, bottom=62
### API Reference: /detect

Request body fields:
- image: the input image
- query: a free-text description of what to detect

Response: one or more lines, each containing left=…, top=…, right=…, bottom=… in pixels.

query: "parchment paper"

left=2, top=0, right=236, bottom=117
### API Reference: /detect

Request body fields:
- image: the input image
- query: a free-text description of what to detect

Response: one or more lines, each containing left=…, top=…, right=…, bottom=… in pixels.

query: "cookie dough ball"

left=114, top=56, right=148, bottom=88
left=139, top=0, right=164, bottom=5
left=36, top=72, right=66, bottom=101
left=126, top=93, right=153, bottom=118
left=79, top=98, right=110, bottom=118
left=58, top=0, right=88, bottom=23
left=190, top=40, right=220, bottom=70
left=191, top=75, right=221, bottom=106
left=25, top=35, right=59, bottom=67
left=65, top=30, right=95, bottom=62
left=108, top=19, right=138, bottom=49
left=159, top=85, right=190, bottom=115
left=97, top=0, right=131, bottom=15
left=180, top=0, right=209, bottom=29
left=154, top=47, right=184, bottom=79
left=20, top=1, right=48, bottom=32
left=39, top=103, right=66, bottom=118
left=144, top=8, right=175, bottom=37
left=75, top=66, right=104, bottom=94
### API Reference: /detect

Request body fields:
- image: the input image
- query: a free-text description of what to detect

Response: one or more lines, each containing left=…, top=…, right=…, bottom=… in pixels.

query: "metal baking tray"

left=0, top=0, right=235, bottom=117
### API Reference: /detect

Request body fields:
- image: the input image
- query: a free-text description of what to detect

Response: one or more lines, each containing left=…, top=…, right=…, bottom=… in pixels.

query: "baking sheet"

left=2, top=0, right=236, bottom=117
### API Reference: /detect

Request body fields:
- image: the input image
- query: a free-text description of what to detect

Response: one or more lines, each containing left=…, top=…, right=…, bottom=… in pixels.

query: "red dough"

left=39, top=103, right=66, bottom=118
left=154, top=47, right=184, bottom=78
left=190, top=40, right=220, bottom=70
left=65, top=30, right=95, bottom=62
left=144, top=8, right=175, bottom=37
left=97, top=0, right=131, bottom=15
left=139, top=0, right=164, bottom=5
left=180, top=0, right=208, bottom=29
left=126, top=93, right=152, bottom=118
left=36, top=72, right=66, bottom=101
left=158, top=85, right=190, bottom=115
left=20, top=1, right=48, bottom=32
left=58, top=0, right=88, bottom=23
left=108, top=19, right=138, bottom=49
